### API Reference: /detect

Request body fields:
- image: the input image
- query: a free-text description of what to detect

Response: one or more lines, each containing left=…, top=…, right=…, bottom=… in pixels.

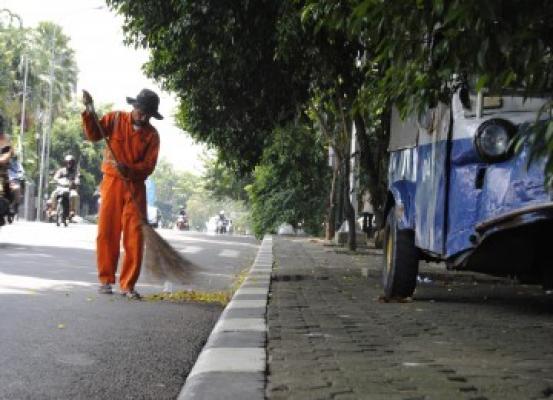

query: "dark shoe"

left=120, top=289, right=141, bottom=300
left=98, top=284, right=113, bottom=294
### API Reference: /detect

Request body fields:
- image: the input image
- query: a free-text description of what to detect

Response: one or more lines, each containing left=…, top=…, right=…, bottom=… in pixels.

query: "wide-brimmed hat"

left=126, top=89, right=163, bottom=120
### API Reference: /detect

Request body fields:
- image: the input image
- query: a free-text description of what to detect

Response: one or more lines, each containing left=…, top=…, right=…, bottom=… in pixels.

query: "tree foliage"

left=0, top=12, right=78, bottom=185
left=48, top=106, right=104, bottom=213
left=107, top=0, right=553, bottom=239
left=306, top=1, right=553, bottom=113
left=106, top=0, right=307, bottom=173
left=247, top=123, right=330, bottom=237
left=202, top=152, right=250, bottom=202
left=150, top=158, right=200, bottom=222
left=306, top=1, right=553, bottom=183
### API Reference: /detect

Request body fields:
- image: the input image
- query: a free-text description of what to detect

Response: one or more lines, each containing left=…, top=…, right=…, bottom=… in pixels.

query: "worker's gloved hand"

left=116, top=162, right=130, bottom=179
left=82, top=90, right=95, bottom=113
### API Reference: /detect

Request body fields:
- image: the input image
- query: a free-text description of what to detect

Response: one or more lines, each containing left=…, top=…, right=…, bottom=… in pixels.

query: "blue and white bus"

left=382, top=88, right=552, bottom=298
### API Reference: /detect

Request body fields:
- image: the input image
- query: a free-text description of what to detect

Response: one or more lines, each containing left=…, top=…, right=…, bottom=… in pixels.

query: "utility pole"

left=37, top=38, right=56, bottom=220
left=18, top=54, right=29, bottom=160
left=350, top=123, right=359, bottom=217
left=19, top=54, right=31, bottom=220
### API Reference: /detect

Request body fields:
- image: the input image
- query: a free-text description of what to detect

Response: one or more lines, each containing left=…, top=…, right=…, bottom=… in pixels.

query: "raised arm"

left=81, top=90, right=115, bottom=142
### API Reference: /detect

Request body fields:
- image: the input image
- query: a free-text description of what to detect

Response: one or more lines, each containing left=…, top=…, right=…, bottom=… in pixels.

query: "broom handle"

left=87, top=108, right=149, bottom=224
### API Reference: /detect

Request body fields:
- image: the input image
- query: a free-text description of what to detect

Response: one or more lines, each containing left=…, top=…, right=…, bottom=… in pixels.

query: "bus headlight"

left=475, top=119, right=515, bottom=162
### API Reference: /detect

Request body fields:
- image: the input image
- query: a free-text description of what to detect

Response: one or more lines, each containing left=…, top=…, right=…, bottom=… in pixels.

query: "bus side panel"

left=445, top=138, right=483, bottom=257
left=414, top=140, right=448, bottom=254
left=478, top=143, right=548, bottom=221
left=445, top=124, right=550, bottom=258
left=387, top=148, right=417, bottom=230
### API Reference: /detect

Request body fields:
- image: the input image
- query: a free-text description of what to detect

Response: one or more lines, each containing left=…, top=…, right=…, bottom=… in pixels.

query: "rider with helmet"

left=0, top=114, right=12, bottom=225
left=176, top=206, right=189, bottom=230
left=51, top=155, right=81, bottom=219
left=217, top=210, right=228, bottom=234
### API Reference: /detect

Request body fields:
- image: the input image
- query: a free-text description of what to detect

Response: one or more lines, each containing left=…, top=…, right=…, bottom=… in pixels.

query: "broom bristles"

left=142, top=223, right=198, bottom=284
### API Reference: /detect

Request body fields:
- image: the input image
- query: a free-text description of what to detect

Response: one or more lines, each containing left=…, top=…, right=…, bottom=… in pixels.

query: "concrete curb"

left=178, top=236, right=273, bottom=400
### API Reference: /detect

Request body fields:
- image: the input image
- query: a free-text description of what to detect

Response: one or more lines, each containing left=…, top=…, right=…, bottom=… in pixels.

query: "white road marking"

left=0, top=272, right=94, bottom=294
left=218, top=249, right=240, bottom=258
left=162, top=232, right=259, bottom=248
left=4, top=253, right=53, bottom=258
left=179, top=246, right=203, bottom=254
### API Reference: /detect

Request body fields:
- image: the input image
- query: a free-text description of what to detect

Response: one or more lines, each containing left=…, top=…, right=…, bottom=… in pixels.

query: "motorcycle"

left=53, top=177, right=71, bottom=227
left=0, top=190, right=9, bottom=226
left=7, top=158, right=25, bottom=223
left=44, top=200, right=56, bottom=223
left=176, top=214, right=189, bottom=231
left=216, top=218, right=228, bottom=234
left=0, top=179, right=20, bottom=226
left=0, top=153, right=22, bottom=226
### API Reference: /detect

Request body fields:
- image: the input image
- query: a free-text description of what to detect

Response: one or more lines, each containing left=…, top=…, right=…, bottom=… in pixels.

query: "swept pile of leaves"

left=145, top=290, right=231, bottom=306
left=145, top=267, right=251, bottom=306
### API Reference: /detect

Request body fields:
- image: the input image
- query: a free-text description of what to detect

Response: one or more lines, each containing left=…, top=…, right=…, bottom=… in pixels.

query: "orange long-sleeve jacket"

left=81, top=111, right=159, bottom=181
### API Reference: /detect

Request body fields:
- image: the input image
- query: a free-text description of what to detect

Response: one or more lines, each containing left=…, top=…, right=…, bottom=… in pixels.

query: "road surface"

left=0, top=221, right=259, bottom=400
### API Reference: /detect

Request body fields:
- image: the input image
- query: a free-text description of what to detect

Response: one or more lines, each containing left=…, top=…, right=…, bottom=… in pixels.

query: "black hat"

left=126, top=89, right=163, bottom=120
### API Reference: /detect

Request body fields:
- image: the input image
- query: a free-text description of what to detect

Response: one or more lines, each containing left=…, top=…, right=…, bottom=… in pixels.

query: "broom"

left=85, top=94, right=197, bottom=284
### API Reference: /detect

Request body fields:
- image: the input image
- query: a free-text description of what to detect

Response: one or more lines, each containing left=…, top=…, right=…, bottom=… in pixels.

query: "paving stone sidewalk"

left=266, top=237, right=553, bottom=400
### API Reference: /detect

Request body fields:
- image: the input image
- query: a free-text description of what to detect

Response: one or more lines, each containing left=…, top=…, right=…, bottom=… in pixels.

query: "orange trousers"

left=97, top=175, right=146, bottom=291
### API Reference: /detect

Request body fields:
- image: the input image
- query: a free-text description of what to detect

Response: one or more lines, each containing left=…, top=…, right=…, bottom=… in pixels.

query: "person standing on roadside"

left=81, top=89, right=161, bottom=299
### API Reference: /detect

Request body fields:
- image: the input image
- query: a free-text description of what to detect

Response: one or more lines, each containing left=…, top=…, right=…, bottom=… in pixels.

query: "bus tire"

left=382, top=208, right=419, bottom=298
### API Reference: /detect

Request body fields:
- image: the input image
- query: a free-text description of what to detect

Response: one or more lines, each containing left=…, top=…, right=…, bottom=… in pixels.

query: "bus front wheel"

left=382, top=208, right=419, bottom=299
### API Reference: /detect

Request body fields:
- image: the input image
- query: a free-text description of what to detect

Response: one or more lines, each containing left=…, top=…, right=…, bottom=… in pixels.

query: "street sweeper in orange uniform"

left=82, top=88, right=161, bottom=299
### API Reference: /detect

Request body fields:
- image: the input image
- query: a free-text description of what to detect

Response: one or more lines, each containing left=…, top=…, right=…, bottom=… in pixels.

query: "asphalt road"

left=0, top=221, right=259, bottom=400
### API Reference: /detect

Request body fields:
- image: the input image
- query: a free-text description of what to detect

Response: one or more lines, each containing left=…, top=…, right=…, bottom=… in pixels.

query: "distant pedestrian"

left=81, top=89, right=161, bottom=299
left=362, top=190, right=374, bottom=237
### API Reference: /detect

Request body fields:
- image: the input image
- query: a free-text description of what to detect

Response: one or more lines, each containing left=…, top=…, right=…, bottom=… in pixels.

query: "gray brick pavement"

left=267, top=237, right=553, bottom=400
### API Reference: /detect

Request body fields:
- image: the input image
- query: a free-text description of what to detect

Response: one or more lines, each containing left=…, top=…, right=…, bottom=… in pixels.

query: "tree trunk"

left=325, top=159, right=338, bottom=240
left=337, top=170, right=344, bottom=226
left=343, top=155, right=357, bottom=251
left=354, top=110, right=390, bottom=226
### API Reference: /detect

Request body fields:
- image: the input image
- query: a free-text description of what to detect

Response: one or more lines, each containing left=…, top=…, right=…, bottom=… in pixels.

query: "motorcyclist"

left=7, top=154, right=25, bottom=216
left=0, top=114, right=12, bottom=225
left=50, top=155, right=81, bottom=219
left=217, top=210, right=228, bottom=233
left=176, top=206, right=189, bottom=230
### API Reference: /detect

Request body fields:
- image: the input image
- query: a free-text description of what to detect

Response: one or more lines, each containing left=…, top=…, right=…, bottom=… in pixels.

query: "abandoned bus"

left=382, top=88, right=553, bottom=298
